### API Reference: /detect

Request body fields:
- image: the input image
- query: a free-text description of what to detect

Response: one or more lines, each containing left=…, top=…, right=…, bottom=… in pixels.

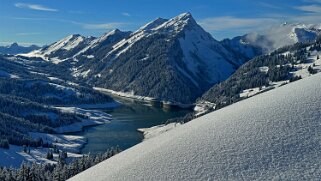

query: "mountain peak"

left=175, top=12, right=193, bottom=21
left=9, top=42, right=19, bottom=48
left=98, top=29, right=128, bottom=42
left=139, top=17, right=168, bottom=31
left=168, top=12, right=195, bottom=25
left=70, top=34, right=82, bottom=38
left=105, top=29, right=121, bottom=36
left=151, top=12, right=198, bottom=33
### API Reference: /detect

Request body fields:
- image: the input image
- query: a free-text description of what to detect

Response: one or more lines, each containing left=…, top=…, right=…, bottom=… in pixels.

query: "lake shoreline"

left=94, top=87, right=195, bottom=110
left=76, top=100, right=192, bottom=155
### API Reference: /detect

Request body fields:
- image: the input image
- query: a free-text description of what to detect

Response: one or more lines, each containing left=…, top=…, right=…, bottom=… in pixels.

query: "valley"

left=1, top=12, right=321, bottom=164
left=75, top=98, right=191, bottom=155
left=1, top=5, right=321, bottom=180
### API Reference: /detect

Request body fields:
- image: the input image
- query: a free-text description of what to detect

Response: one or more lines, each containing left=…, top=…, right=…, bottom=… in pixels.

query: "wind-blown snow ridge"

left=71, top=73, right=321, bottom=180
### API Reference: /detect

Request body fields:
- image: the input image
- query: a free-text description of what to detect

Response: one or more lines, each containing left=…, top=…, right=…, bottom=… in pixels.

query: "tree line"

left=0, top=147, right=121, bottom=181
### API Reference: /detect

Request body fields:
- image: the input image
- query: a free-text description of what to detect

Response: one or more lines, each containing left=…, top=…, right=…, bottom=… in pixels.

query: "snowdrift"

left=70, top=73, right=321, bottom=180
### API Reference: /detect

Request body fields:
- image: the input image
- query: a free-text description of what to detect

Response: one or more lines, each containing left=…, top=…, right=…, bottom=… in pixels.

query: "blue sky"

left=1, top=0, right=321, bottom=46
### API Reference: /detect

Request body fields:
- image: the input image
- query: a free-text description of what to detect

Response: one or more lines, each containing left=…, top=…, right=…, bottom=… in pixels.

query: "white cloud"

left=295, top=4, right=321, bottom=13
left=16, top=32, right=41, bottom=36
left=14, top=3, right=58, bottom=12
left=289, top=14, right=321, bottom=24
left=0, top=41, right=41, bottom=46
left=304, top=0, right=321, bottom=3
left=122, top=12, right=131, bottom=17
left=80, top=22, right=126, bottom=30
left=198, top=16, right=278, bottom=31
left=258, top=2, right=282, bottom=9
left=9, top=16, right=126, bottom=30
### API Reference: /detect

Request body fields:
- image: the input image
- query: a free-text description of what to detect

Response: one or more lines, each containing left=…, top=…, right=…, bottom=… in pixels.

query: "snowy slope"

left=0, top=145, right=82, bottom=168
left=21, top=34, right=94, bottom=63
left=102, top=18, right=168, bottom=59
left=71, top=72, right=321, bottom=180
left=198, top=38, right=321, bottom=113
left=176, top=17, right=238, bottom=84
left=75, top=29, right=131, bottom=60
left=38, top=34, right=87, bottom=54
left=82, top=29, right=123, bottom=51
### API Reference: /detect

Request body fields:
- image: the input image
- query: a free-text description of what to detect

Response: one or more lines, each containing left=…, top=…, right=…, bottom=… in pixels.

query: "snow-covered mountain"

left=22, top=30, right=131, bottom=64
left=18, top=13, right=265, bottom=105
left=221, top=35, right=265, bottom=60
left=196, top=36, right=321, bottom=116
left=70, top=68, right=321, bottom=181
left=75, top=29, right=131, bottom=61
left=77, top=13, right=245, bottom=105
left=223, top=23, right=321, bottom=55
left=20, top=14, right=321, bottom=106
left=0, top=43, right=40, bottom=55
left=22, top=34, right=95, bottom=64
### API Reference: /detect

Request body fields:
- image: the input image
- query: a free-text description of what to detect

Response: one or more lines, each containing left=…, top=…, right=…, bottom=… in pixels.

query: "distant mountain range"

left=0, top=43, right=40, bottom=55
left=19, top=13, right=321, bottom=106
left=221, top=23, right=321, bottom=56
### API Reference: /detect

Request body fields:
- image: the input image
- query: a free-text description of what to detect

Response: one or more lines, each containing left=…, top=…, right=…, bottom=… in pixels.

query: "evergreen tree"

left=46, top=149, right=54, bottom=160
left=0, top=146, right=121, bottom=180
left=0, top=139, right=9, bottom=149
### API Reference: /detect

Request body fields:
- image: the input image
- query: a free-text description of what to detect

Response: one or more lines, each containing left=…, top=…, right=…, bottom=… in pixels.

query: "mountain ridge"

left=18, top=13, right=321, bottom=106
left=79, top=12, right=245, bottom=105
left=222, top=22, right=321, bottom=57
left=0, top=43, right=40, bottom=55
left=21, top=12, right=248, bottom=105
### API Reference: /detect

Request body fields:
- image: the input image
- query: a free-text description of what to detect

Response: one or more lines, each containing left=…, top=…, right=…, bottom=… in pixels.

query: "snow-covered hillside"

left=0, top=144, right=82, bottom=168
left=0, top=54, right=118, bottom=169
left=198, top=38, right=321, bottom=115
left=71, top=72, right=321, bottom=180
